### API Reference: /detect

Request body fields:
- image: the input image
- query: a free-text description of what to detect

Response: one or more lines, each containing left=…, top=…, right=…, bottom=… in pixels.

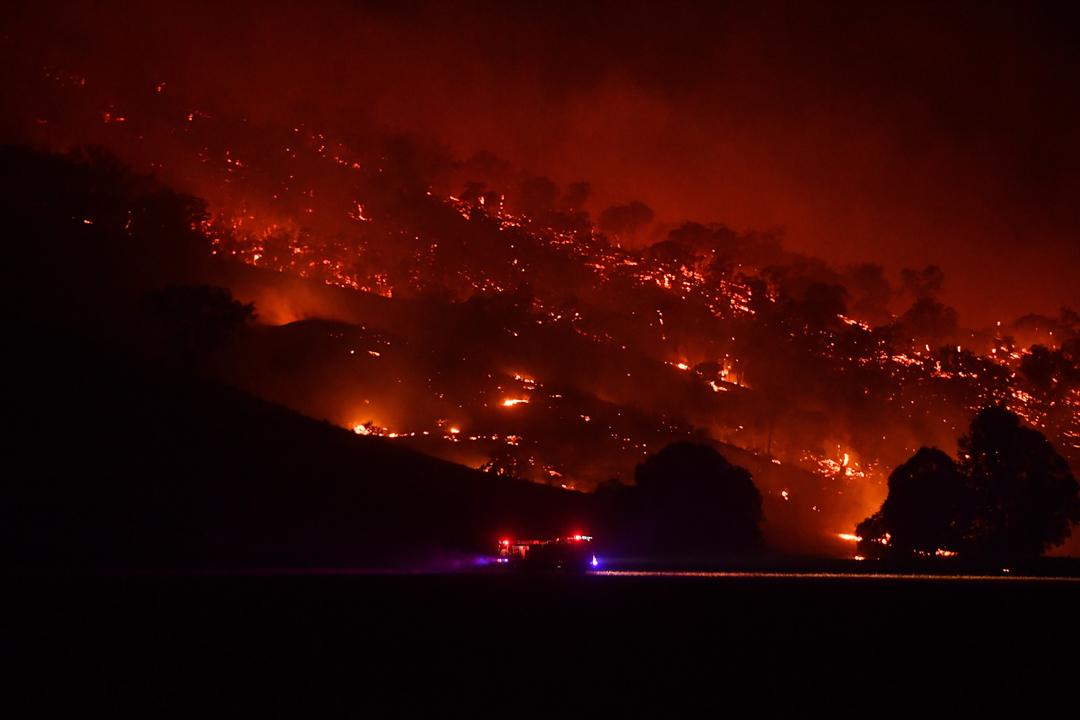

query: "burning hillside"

left=3, top=22, right=1080, bottom=558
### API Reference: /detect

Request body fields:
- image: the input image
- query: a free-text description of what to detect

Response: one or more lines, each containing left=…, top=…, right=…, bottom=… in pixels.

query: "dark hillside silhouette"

left=1, top=325, right=590, bottom=570
left=0, top=145, right=210, bottom=330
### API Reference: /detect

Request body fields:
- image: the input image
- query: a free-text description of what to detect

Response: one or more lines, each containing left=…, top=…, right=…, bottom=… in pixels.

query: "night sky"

left=3, top=0, right=1079, bottom=327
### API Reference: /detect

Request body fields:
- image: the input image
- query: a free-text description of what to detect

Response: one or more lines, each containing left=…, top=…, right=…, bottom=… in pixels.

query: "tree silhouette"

left=141, top=285, right=257, bottom=368
left=516, top=176, right=559, bottom=216
left=857, top=406, right=1080, bottom=561
left=597, top=201, right=654, bottom=239
left=855, top=511, right=889, bottom=559
left=878, top=447, right=969, bottom=554
left=628, top=442, right=764, bottom=556
left=958, top=406, right=1080, bottom=559
left=646, top=239, right=701, bottom=270
left=796, top=282, right=848, bottom=331
left=1019, top=345, right=1080, bottom=398
left=901, top=265, right=945, bottom=300
left=844, top=263, right=892, bottom=326
left=480, top=445, right=548, bottom=483
left=901, top=297, right=959, bottom=349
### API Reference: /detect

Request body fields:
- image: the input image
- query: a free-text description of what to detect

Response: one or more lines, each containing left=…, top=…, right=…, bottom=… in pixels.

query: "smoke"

left=5, top=1, right=1080, bottom=327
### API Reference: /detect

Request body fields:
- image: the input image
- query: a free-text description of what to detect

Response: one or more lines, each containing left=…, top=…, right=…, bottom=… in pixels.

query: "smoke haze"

left=5, top=0, right=1080, bottom=327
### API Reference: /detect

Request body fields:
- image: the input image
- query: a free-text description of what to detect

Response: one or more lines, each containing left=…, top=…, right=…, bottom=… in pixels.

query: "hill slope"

left=2, top=325, right=589, bottom=569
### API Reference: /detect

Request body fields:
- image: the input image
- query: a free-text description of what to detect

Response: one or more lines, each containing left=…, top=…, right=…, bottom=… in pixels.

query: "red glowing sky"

left=4, top=0, right=1079, bottom=327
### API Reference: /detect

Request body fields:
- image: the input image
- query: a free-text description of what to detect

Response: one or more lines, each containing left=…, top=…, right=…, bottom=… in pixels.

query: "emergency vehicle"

left=496, top=535, right=597, bottom=571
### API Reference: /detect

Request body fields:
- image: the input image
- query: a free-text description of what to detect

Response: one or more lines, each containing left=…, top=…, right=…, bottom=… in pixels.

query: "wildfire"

left=353, top=423, right=376, bottom=435
left=35, top=66, right=1079, bottom=539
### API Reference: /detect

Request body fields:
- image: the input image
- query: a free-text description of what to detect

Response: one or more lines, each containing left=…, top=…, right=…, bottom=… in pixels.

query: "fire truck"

left=496, top=535, right=598, bottom=572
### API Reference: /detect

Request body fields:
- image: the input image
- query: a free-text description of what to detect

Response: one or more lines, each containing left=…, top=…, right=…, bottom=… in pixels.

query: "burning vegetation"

left=3, top=54, right=1080, bottom=560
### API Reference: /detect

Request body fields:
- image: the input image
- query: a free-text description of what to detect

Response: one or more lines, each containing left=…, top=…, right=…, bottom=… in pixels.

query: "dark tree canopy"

left=844, top=263, right=892, bottom=326
left=958, top=406, right=1080, bottom=559
left=1, top=144, right=209, bottom=311
left=855, top=511, right=888, bottom=559
left=628, top=442, right=764, bottom=556
left=646, top=239, right=701, bottom=269
left=141, top=284, right=257, bottom=367
left=796, top=282, right=848, bottom=331
left=1019, top=345, right=1080, bottom=397
left=900, top=265, right=945, bottom=301
left=480, top=445, right=548, bottom=484
left=900, top=297, right=959, bottom=349
left=516, top=176, right=559, bottom=216
left=879, top=447, right=969, bottom=554
left=858, top=406, right=1080, bottom=561
left=597, top=201, right=654, bottom=237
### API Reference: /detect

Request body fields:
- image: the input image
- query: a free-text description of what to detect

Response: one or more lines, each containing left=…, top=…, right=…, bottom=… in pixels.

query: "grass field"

left=4, top=572, right=1078, bottom=716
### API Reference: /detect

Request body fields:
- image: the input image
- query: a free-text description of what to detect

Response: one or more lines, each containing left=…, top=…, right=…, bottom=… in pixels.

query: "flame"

left=838, top=533, right=862, bottom=542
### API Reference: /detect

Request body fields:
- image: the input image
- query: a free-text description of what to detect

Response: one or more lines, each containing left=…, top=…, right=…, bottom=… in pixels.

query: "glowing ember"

left=502, top=398, right=529, bottom=407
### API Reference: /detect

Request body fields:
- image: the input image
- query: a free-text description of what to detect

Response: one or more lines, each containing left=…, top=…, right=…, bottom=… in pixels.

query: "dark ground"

left=3, top=573, right=1078, bottom=717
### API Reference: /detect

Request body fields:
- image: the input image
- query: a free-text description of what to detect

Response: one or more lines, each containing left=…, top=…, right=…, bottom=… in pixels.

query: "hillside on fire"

left=2, top=117, right=1079, bottom=562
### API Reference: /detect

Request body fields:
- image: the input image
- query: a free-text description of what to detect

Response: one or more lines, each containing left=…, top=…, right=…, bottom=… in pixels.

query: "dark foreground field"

left=3, top=573, right=1078, bottom=717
